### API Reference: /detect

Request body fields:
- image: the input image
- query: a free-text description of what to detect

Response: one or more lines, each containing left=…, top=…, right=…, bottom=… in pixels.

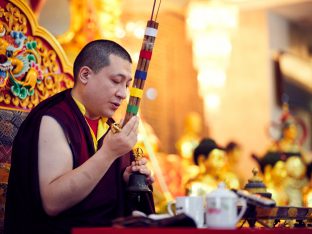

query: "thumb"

left=119, top=118, right=124, bottom=126
left=124, top=164, right=132, bottom=173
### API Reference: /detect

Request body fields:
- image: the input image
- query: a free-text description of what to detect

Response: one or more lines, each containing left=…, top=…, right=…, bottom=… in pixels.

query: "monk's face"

left=84, top=54, right=132, bottom=118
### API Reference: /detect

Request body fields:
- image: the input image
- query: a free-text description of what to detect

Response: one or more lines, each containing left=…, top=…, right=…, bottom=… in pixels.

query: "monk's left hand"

left=123, top=157, right=154, bottom=185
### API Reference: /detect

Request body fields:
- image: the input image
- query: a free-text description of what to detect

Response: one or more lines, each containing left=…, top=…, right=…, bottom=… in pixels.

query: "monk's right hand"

left=100, top=116, right=139, bottom=160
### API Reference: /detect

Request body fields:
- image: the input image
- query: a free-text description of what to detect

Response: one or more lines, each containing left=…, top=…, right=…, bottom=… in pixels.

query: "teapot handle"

left=235, top=198, right=247, bottom=223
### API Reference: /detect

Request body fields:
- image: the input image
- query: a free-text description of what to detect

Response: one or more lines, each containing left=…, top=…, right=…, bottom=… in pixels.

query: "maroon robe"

left=4, top=89, right=154, bottom=234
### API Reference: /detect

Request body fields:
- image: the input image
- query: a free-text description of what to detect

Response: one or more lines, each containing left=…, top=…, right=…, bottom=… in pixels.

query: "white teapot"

left=205, top=182, right=247, bottom=229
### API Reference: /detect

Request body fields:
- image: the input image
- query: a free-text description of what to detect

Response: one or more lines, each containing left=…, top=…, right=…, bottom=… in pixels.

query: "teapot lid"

left=206, top=182, right=237, bottom=198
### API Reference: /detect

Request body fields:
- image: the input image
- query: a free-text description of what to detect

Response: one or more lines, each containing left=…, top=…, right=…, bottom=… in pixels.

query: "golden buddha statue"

left=269, top=104, right=300, bottom=153
left=264, top=161, right=288, bottom=205
left=284, top=156, right=309, bottom=206
left=176, top=112, right=203, bottom=188
left=253, top=103, right=311, bottom=206
left=176, top=112, right=202, bottom=162
left=224, top=141, right=244, bottom=186
left=272, top=104, right=310, bottom=206
left=303, top=183, right=312, bottom=207
left=185, top=138, right=240, bottom=197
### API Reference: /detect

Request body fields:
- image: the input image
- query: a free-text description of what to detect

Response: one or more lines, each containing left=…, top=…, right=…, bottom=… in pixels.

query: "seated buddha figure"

left=224, top=141, right=245, bottom=186
left=253, top=103, right=311, bottom=206
left=284, top=156, right=309, bottom=206
left=185, top=138, right=240, bottom=197
left=264, top=161, right=288, bottom=205
left=269, top=108, right=300, bottom=153
left=273, top=105, right=311, bottom=206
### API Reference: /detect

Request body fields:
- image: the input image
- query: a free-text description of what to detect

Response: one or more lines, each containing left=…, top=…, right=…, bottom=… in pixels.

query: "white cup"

left=167, top=196, right=204, bottom=228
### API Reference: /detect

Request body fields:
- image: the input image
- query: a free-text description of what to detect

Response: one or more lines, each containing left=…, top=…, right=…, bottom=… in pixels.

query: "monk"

left=4, top=40, right=154, bottom=234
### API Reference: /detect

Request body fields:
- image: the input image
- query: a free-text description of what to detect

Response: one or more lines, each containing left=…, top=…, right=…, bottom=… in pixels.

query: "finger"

left=135, top=159, right=144, bottom=166
left=124, top=165, right=132, bottom=173
left=120, top=117, right=133, bottom=135
left=123, top=116, right=139, bottom=136
left=131, top=164, right=148, bottom=173
left=147, top=176, right=155, bottom=184
left=137, top=157, right=148, bottom=165
left=131, top=165, right=139, bottom=172
left=139, top=167, right=151, bottom=176
left=129, top=117, right=139, bottom=137
left=135, top=158, right=146, bottom=166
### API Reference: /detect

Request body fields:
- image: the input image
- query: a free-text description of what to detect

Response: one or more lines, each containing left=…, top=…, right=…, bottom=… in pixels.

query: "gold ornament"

left=111, top=122, right=122, bottom=134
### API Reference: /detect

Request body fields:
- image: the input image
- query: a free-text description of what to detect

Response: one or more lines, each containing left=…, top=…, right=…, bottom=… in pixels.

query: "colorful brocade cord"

left=123, top=20, right=159, bottom=125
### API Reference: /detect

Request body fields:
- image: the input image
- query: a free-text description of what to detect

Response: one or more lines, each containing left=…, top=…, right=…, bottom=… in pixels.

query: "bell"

left=127, top=148, right=151, bottom=193
left=126, top=148, right=154, bottom=214
left=127, top=172, right=151, bottom=192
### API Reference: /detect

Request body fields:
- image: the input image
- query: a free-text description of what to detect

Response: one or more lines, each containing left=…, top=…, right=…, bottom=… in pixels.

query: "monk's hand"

left=123, top=157, right=154, bottom=185
left=101, top=116, right=139, bottom=160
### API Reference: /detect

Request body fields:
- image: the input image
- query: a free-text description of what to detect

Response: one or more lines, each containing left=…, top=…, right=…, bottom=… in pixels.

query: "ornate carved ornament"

left=0, top=0, right=73, bottom=111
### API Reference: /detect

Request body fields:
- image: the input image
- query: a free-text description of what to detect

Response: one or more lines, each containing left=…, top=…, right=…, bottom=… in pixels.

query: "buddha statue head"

left=225, top=141, right=241, bottom=164
left=277, top=103, right=308, bottom=150
left=285, top=156, right=307, bottom=179
left=206, top=148, right=226, bottom=171
left=281, top=122, right=297, bottom=141
left=270, top=160, right=287, bottom=185
left=279, top=103, right=298, bottom=142
left=193, top=138, right=225, bottom=173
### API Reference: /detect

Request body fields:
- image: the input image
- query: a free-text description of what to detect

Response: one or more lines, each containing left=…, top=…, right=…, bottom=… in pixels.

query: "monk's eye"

left=111, top=77, right=122, bottom=84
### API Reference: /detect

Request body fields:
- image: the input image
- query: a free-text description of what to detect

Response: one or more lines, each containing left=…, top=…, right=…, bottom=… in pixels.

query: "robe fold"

left=4, top=89, right=154, bottom=234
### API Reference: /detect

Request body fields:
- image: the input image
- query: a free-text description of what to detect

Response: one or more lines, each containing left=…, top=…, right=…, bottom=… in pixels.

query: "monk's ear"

left=79, top=66, right=91, bottom=84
